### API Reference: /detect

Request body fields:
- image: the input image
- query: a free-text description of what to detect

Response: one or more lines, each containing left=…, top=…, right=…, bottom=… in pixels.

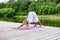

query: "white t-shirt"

left=27, top=11, right=39, bottom=23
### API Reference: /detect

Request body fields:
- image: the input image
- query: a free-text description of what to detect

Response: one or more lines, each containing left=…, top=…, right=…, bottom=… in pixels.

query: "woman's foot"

left=36, top=25, right=41, bottom=27
left=39, top=25, right=41, bottom=27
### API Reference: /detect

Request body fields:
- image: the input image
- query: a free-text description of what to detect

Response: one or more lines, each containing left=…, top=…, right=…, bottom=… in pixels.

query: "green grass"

left=0, top=15, right=60, bottom=27
left=38, top=15, right=60, bottom=27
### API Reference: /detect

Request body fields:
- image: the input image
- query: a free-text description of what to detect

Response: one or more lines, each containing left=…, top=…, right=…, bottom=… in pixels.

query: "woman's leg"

left=37, top=21, right=41, bottom=27
left=35, top=23, right=36, bottom=27
left=34, top=21, right=41, bottom=27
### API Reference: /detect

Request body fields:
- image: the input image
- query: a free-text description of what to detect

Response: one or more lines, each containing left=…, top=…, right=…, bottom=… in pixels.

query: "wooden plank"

left=0, top=21, right=60, bottom=40
left=9, top=29, right=60, bottom=40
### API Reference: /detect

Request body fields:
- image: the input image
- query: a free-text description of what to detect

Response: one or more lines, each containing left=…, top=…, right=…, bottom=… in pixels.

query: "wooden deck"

left=0, top=21, right=60, bottom=40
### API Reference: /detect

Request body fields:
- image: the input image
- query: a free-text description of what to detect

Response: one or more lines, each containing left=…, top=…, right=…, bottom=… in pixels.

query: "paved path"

left=0, top=21, right=60, bottom=40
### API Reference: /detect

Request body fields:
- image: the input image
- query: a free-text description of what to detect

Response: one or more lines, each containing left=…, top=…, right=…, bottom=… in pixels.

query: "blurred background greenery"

left=0, top=0, right=60, bottom=27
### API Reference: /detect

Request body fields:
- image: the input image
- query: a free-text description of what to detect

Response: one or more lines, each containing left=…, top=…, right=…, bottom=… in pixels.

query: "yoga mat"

left=13, top=26, right=41, bottom=30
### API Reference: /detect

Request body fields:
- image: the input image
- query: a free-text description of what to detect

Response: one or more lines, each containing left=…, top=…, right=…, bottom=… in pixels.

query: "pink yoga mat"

left=13, top=26, right=41, bottom=30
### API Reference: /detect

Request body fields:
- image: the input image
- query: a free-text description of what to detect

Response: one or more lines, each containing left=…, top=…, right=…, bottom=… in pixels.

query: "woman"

left=18, top=11, right=41, bottom=28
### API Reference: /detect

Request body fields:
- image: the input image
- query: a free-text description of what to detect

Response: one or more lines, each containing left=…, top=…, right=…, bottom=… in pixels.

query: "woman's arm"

left=18, top=20, right=29, bottom=28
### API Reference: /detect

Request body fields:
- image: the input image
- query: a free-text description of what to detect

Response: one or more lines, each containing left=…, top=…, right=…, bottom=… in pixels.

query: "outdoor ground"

left=0, top=21, right=60, bottom=40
